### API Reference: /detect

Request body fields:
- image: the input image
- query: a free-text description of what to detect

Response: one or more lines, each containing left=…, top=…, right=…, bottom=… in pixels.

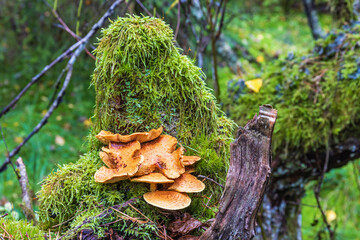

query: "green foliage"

left=225, top=23, right=360, bottom=156
left=302, top=159, right=360, bottom=239
left=0, top=217, right=48, bottom=239
left=37, top=15, right=235, bottom=238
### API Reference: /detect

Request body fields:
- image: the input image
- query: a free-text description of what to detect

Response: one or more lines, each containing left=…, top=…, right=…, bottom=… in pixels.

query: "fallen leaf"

left=55, top=135, right=65, bottom=146
left=325, top=210, right=337, bottom=222
left=256, top=55, right=264, bottom=63
left=83, top=119, right=92, bottom=127
left=245, top=78, right=263, bottom=93
left=14, top=136, right=24, bottom=144
left=168, top=213, right=207, bottom=237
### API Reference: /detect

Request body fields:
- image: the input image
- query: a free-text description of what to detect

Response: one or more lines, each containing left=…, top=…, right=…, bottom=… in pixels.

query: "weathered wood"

left=15, top=157, right=35, bottom=222
left=200, top=105, right=277, bottom=240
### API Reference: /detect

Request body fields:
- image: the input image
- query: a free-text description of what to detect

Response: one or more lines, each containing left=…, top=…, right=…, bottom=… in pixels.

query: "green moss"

left=0, top=218, right=48, bottom=239
left=225, top=23, right=360, bottom=158
left=38, top=15, right=235, bottom=238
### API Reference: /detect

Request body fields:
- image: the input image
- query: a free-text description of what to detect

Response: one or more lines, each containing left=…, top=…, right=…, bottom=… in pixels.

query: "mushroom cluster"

left=94, top=127, right=205, bottom=210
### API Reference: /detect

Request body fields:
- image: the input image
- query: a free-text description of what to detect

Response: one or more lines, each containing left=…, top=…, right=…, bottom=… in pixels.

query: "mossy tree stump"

left=38, top=15, right=235, bottom=239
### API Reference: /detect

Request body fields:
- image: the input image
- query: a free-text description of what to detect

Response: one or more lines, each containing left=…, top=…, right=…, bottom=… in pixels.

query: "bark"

left=200, top=105, right=277, bottom=240
left=302, top=0, right=324, bottom=40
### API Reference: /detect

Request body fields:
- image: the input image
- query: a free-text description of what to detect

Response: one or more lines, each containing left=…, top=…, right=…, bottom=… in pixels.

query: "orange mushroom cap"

left=135, top=135, right=185, bottom=179
left=181, top=156, right=201, bottom=166
left=96, top=127, right=163, bottom=144
left=94, top=155, right=144, bottom=183
left=168, top=173, right=205, bottom=193
left=101, top=141, right=141, bottom=167
left=131, top=173, right=174, bottom=184
left=143, top=190, right=191, bottom=210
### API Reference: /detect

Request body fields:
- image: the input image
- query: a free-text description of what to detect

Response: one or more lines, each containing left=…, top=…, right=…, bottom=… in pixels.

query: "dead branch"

left=197, top=175, right=224, bottom=189
left=0, top=0, right=124, bottom=173
left=200, top=105, right=277, bottom=240
left=136, top=0, right=153, bottom=17
left=15, top=157, right=35, bottom=222
left=43, top=0, right=96, bottom=60
left=0, top=125, right=19, bottom=178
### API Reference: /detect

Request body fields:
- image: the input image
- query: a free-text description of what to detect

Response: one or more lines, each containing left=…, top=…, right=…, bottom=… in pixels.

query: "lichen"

left=38, top=15, right=235, bottom=238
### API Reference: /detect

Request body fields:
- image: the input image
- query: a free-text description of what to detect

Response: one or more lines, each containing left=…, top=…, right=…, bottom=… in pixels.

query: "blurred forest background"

left=0, top=0, right=359, bottom=239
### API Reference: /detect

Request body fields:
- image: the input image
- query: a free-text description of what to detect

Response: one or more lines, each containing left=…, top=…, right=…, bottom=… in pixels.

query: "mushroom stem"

left=150, top=183, right=157, bottom=191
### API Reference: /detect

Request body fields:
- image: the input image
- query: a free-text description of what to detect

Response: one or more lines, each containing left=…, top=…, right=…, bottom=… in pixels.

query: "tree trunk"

left=200, top=105, right=277, bottom=240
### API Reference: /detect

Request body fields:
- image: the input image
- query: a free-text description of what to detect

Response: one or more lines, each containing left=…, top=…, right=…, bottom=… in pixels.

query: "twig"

left=0, top=223, right=12, bottom=239
left=15, top=157, right=35, bottom=222
left=0, top=213, right=8, bottom=218
left=128, top=203, right=154, bottom=224
left=174, top=0, right=181, bottom=41
left=136, top=0, right=153, bottom=17
left=0, top=0, right=124, bottom=172
left=43, top=0, right=96, bottom=60
left=0, top=41, right=81, bottom=119
left=47, top=69, right=65, bottom=108
left=58, top=197, right=138, bottom=240
left=314, top=142, right=335, bottom=240
left=0, top=125, right=19, bottom=178
left=197, top=175, right=224, bottom=189
left=215, top=0, right=228, bottom=40
left=0, top=0, right=123, bottom=119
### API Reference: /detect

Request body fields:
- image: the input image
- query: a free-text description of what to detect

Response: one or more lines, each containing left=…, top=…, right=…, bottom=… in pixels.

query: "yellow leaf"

left=55, top=135, right=65, bottom=146
left=68, top=103, right=74, bottom=109
left=245, top=78, right=263, bottom=93
left=41, top=110, right=47, bottom=117
left=41, top=96, right=48, bottom=102
left=56, top=115, right=62, bottom=121
left=83, top=119, right=92, bottom=127
left=14, top=136, right=24, bottom=144
left=256, top=55, right=265, bottom=63
left=13, top=122, right=19, bottom=127
left=325, top=210, right=337, bottom=222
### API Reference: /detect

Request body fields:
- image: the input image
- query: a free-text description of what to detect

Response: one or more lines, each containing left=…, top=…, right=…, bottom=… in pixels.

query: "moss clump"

left=0, top=218, right=47, bottom=239
left=38, top=15, right=235, bottom=238
left=225, top=22, right=360, bottom=159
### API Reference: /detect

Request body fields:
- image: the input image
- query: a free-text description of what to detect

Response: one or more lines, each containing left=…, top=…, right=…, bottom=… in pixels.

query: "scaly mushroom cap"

left=101, top=141, right=141, bottom=167
left=99, top=151, right=117, bottom=169
left=94, top=155, right=144, bottom=183
left=181, top=156, right=201, bottom=166
left=131, top=173, right=174, bottom=184
left=143, top=191, right=191, bottom=210
left=168, top=173, right=205, bottom=193
left=96, top=127, right=163, bottom=144
left=135, top=135, right=185, bottom=179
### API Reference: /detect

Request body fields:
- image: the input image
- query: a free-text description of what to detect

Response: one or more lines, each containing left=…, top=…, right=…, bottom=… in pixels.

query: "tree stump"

left=200, top=105, right=277, bottom=240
